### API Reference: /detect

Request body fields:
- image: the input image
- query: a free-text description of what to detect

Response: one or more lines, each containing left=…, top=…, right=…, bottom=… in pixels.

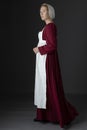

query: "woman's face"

left=40, top=6, right=49, bottom=21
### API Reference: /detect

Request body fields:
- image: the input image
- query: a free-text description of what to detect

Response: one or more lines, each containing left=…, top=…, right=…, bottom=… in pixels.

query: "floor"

left=0, top=93, right=87, bottom=130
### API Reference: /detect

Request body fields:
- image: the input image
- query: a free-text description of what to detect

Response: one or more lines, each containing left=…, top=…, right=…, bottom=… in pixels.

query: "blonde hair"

left=40, top=3, right=55, bottom=20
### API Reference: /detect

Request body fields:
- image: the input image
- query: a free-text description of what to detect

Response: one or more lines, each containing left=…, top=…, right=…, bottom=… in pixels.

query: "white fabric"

left=34, top=30, right=47, bottom=109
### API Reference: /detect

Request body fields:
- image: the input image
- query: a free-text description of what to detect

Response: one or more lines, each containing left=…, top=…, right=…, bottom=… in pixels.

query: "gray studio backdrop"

left=1, top=0, right=87, bottom=96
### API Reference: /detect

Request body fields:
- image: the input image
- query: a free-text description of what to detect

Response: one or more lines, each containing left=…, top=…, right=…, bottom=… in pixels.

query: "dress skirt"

left=35, top=50, right=79, bottom=128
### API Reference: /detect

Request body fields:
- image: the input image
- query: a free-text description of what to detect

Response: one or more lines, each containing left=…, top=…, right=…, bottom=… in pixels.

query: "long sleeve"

left=38, top=23, right=57, bottom=55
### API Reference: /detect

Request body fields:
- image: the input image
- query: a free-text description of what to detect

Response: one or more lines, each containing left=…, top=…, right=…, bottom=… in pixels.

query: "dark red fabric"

left=36, top=23, right=79, bottom=128
left=38, top=22, right=57, bottom=55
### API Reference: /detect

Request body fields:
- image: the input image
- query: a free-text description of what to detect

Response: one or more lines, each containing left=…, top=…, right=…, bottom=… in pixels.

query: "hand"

left=33, top=47, right=39, bottom=54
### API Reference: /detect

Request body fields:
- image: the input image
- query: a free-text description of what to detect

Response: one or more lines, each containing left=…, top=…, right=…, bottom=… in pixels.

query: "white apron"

left=34, top=30, right=47, bottom=109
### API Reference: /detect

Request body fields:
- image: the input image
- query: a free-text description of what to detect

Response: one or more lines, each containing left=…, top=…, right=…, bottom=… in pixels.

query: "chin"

left=41, top=17, right=45, bottom=21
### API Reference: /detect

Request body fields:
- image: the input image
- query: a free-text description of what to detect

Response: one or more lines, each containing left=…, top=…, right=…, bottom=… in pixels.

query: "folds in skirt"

left=34, top=51, right=79, bottom=128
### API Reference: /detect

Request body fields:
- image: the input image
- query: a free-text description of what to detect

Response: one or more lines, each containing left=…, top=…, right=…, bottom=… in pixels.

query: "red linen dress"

left=34, top=22, right=79, bottom=128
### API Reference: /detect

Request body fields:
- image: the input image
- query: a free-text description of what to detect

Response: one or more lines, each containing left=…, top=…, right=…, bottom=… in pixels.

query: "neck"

left=45, top=19, right=53, bottom=24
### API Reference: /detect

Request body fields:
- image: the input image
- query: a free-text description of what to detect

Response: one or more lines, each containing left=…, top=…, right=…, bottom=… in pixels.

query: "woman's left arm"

left=38, top=24, right=57, bottom=55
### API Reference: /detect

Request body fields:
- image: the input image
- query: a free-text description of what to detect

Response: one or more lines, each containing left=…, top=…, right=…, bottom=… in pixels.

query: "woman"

left=33, top=3, right=79, bottom=128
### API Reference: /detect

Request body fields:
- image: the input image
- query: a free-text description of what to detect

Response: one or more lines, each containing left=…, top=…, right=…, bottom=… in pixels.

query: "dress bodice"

left=37, top=31, right=47, bottom=46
